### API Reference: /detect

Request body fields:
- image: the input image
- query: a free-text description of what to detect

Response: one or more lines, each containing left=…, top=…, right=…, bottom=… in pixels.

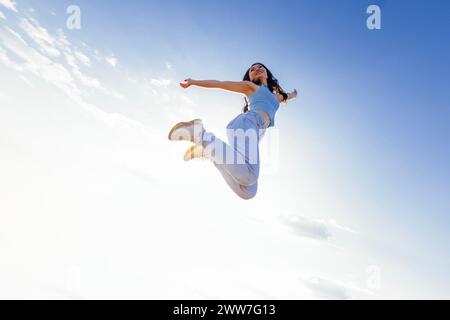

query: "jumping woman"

left=168, top=63, right=298, bottom=200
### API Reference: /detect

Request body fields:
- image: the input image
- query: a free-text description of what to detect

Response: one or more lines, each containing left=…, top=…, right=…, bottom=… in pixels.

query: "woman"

left=168, top=63, right=298, bottom=200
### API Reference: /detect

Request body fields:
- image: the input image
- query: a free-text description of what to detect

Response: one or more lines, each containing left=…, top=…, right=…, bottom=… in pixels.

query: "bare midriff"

left=255, top=109, right=271, bottom=129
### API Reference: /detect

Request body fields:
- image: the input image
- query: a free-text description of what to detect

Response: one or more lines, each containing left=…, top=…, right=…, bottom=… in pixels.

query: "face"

left=249, top=64, right=268, bottom=82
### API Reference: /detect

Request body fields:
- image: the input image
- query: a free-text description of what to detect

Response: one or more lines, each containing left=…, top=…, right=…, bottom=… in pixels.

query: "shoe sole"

left=168, top=119, right=202, bottom=141
left=183, top=146, right=195, bottom=161
left=183, top=145, right=205, bottom=162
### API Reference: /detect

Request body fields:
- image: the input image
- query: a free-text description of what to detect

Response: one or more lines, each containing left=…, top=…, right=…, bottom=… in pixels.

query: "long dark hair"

left=242, top=62, right=288, bottom=113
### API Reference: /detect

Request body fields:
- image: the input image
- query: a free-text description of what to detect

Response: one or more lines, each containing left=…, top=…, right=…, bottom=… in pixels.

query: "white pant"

left=202, top=110, right=267, bottom=200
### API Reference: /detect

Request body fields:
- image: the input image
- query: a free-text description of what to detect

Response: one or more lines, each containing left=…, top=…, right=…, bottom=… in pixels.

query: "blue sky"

left=0, top=0, right=449, bottom=298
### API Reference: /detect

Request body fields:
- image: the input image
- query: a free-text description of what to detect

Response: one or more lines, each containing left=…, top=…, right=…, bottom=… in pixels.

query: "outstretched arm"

left=180, top=79, right=254, bottom=96
left=287, top=89, right=298, bottom=101
left=278, top=89, right=298, bottom=104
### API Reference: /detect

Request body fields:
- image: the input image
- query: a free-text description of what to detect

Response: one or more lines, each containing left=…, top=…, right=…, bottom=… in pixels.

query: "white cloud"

left=64, top=91, right=153, bottom=136
left=18, top=75, right=33, bottom=87
left=148, top=78, right=172, bottom=88
left=93, top=49, right=120, bottom=69
left=327, top=219, right=358, bottom=234
left=135, top=76, right=198, bottom=119
left=0, top=22, right=137, bottom=132
left=0, top=47, right=23, bottom=71
left=56, top=29, right=70, bottom=47
left=280, top=213, right=357, bottom=240
left=303, top=277, right=352, bottom=300
left=64, top=51, right=102, bottom=89
left=19, top=18, right=60, bottom=57
left=105, top=54, right=118, bottom=67
left=74, top=49, right=91, bottom=66
left=302, top=275, right=376, bottom=300
left=0, top=27, right=76, bottom=94
left=63, top=50, right=124, bottom=100
left=0, top=0, right=17, bottom=12
left=0, top=10, right=6, bottom=19
left=181, top=94, right=194, bottom=106
left=4, top=18, right=122, bottom=100
left=281, top=213, right=333, bottom=240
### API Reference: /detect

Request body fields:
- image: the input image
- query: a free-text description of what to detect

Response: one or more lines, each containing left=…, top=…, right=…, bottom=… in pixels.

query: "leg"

left=213, top=162, right=258, bottom=200
left=202, top=134, right=260, bottom=187
left=202, top=114, right=263, bottom=187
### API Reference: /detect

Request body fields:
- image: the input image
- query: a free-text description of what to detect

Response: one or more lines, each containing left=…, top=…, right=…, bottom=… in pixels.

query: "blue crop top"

left=248, top=85, right=280, bottom=128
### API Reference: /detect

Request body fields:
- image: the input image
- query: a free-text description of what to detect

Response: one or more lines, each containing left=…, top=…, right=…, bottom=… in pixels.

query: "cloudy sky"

left=0, top=0, right=449, bottom=299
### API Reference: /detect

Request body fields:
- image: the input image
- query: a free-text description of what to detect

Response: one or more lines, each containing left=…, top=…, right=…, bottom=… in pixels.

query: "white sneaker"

left=183, top=144, right=208, bottom=161
left=168, top=119, right=204, bottom=144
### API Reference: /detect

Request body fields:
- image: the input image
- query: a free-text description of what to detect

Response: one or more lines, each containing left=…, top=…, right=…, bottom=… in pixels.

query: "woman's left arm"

left=286, top=89, right=298, bottom=102
left=277, top=89, right=298, bottom=104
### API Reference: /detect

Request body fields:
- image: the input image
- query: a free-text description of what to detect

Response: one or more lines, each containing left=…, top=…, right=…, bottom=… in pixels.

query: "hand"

left=291, top=89, right=298, bottom=99
left=180, top=78, right=194, bottom=89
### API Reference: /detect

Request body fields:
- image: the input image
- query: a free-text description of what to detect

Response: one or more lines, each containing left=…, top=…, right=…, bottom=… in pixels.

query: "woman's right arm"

left=180, top=79, right=255, bottom=96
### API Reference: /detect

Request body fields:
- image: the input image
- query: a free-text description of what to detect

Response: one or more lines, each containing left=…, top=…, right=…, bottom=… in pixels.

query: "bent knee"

left=237, top=171, right=259, bottom=187
left=239, top=190, right=257, bottom=200
left=238, top=184, right=258, bottom=200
